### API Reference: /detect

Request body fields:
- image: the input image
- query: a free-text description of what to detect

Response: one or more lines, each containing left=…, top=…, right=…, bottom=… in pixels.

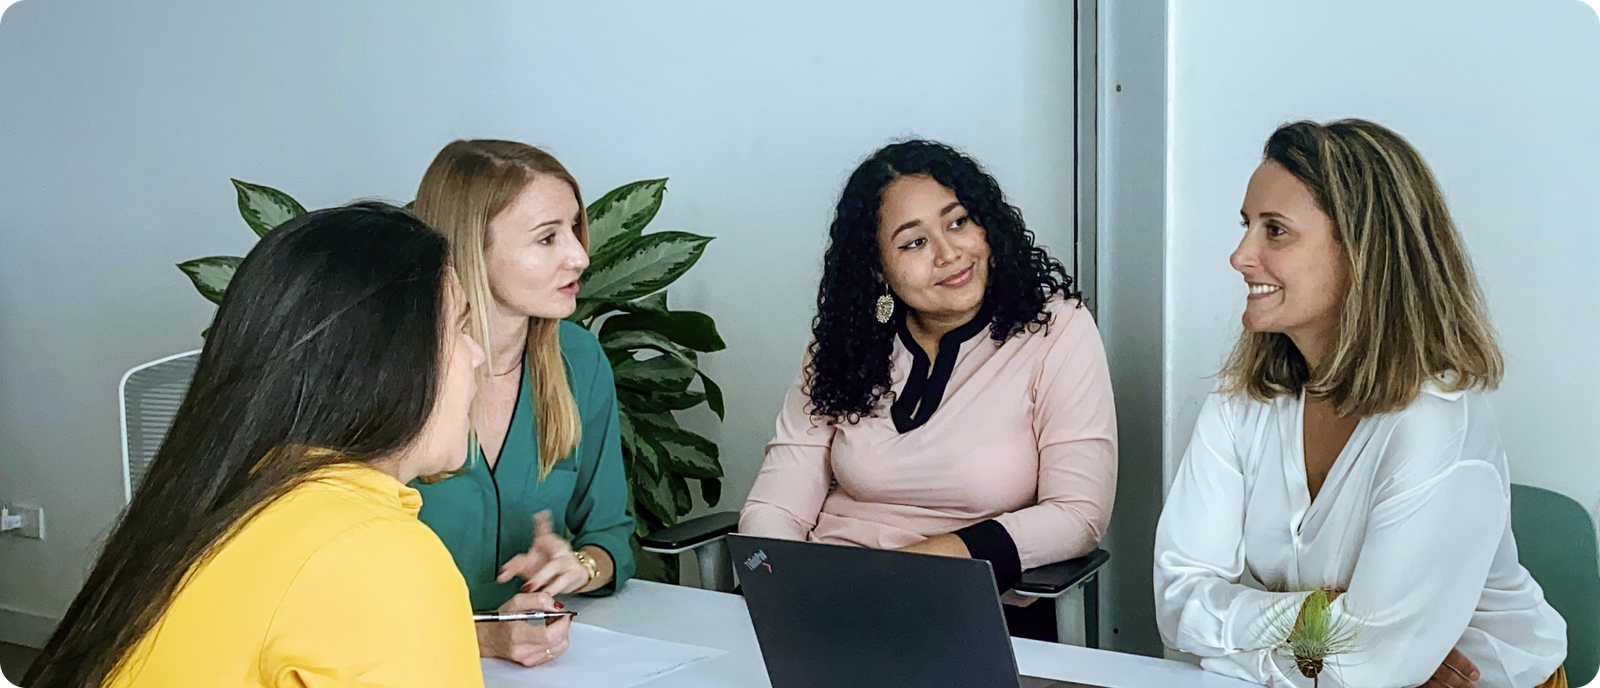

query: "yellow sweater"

left=106, top=464, right=484, bottom=687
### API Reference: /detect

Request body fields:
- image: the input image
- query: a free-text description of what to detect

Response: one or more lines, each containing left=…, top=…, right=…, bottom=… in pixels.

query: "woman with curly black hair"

left=739, top=139, right=1118, bottom=638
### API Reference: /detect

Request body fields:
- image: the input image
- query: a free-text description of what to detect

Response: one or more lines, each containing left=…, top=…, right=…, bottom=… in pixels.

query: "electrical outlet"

left=0, top=503, right=43, bottom=539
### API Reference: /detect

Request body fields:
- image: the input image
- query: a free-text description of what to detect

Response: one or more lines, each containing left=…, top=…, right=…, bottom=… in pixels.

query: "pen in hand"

left=472, top=610, right=578, bottom=623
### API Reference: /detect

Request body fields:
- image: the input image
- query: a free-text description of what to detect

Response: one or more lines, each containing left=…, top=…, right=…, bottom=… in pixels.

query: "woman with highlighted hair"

left=1154, top=120, right=1567, bottom=688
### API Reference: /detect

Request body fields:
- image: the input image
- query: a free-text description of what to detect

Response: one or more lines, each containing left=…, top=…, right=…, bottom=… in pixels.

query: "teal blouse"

left=415, top=321, right=635, bottom=611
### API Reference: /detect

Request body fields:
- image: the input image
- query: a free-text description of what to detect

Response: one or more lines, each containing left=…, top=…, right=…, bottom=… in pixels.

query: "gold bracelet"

left=573, top=549, right=601, bottom=584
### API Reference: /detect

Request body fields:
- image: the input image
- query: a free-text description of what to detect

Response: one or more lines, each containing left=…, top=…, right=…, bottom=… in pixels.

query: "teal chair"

left=1511, top=484, right=1600, bottom=686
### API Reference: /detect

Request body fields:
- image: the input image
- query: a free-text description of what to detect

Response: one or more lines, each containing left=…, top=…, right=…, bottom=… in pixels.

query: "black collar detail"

left=890, top=302, right=993, bottom=433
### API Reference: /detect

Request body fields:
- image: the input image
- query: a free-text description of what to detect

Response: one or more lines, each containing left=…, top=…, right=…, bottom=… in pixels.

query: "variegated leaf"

left=177, top=256, right=243, bottom=305
left=628, top=411, right=721, bottom=480
left=580, top=232, right=711, bottom=303
left=658, top=429, right=722, bottom=480
left=586, top=178, right=667, bottom=261
left=699, top=372, right=725, bottom=420
left=634, top=466, right=678, bottom=524
left=232, top=179, right=307, bottom=237
left=618, top=412, right=662, bottom=481
left=620, top=291, right=669, bottom=315
left=601, top=328, right=696, bottom=368
left=570, top=292, right=667, bottom=325
left=670, top=474, right=692, bottom=515
left=617, top=387, right=706, bottom=414
left=613, top=352, right=696, bottom=393
left=568, top=298, right=617, bottom=325
left=600, top=309, right=726, bottom=353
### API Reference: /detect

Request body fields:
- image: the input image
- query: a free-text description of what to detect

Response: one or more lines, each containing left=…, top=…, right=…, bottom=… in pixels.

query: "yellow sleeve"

left=261, top=517, right=484, bottom=687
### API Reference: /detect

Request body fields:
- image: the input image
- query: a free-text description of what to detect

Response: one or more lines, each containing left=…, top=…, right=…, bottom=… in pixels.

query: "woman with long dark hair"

left=25, top=203, right=490, bottom=687
left=739, top=140, right=1118, bottom=639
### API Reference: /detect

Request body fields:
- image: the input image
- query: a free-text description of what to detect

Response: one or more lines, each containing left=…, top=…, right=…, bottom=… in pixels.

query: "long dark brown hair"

left=25, top=202, right=452, bottom=687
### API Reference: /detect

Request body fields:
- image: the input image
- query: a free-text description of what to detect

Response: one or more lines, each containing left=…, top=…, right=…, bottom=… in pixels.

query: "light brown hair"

left=1220, top=119, right=1502, bottom=416
left=414, top=140, right=585, bottom=476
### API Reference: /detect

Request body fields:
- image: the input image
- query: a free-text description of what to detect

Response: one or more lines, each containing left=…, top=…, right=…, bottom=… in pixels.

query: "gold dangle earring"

left=875, top=284, right=895, bottom=324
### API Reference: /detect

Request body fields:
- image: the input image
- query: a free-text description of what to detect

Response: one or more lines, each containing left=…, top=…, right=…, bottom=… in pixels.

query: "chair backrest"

left=118, top=351, right=201, bottom=503
left=1511, top=483, right=1600, bottom=686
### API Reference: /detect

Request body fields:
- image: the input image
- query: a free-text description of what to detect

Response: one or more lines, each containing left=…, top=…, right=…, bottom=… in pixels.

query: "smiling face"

left=1231, top=161, right=1351, bottom=360
left=484, top=175, right=590, bottom=320
left=875, top=174, right=991, bottom=324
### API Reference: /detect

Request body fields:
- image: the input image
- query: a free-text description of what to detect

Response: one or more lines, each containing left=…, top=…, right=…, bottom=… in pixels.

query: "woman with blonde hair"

left=412, top=140, right=634, bottom=667
left=1154, top=120, right=1567, bottom=688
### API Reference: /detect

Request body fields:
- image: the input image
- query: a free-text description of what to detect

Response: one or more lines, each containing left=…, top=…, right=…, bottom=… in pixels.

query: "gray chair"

left=643, top=513, right=1109, bottom=647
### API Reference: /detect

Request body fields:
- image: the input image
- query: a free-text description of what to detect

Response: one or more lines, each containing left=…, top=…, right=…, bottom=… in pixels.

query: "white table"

left=484, top=580, right=1258, bottom=688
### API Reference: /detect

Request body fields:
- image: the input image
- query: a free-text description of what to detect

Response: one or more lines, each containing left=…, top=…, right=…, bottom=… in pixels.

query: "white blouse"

left=1154, top=386, right=1566, bottom=688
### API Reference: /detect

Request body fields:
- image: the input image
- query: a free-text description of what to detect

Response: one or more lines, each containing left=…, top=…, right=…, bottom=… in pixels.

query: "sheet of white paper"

left=480, top=622, right=727, bottom=688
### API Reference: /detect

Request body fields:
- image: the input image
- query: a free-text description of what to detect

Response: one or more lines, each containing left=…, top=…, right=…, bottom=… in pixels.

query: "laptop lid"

left=729, top=534, right=1028, bottom=688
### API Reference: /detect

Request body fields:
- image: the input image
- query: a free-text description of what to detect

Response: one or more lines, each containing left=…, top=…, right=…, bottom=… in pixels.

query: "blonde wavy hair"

left=1220, top=119, right=1502, bottom=417
left=414, top=140, right=587, bottom=477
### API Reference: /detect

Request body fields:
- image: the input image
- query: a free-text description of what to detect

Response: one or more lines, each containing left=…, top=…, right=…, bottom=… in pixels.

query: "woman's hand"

left=1419, top=648, right=1480, bottom=688
left=1294, top=589, right=1477, bottom=688
left=476, top=592, right=572, bottom=667
left=497, top=511, right=590, bottom=595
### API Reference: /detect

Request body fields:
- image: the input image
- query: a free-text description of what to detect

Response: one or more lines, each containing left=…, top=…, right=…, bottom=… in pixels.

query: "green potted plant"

left=180, top=179, right=727, bottom=583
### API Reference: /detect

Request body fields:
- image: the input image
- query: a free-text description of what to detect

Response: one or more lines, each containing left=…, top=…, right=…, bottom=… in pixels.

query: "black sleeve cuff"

left=953, top=519, right=1023, bottom=592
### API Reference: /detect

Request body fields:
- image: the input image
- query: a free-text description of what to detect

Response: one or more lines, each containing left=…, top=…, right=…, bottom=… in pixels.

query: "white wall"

left=0, top=0, right=1082, bottom=642
left=1163, top=0, right=1600, bottom=508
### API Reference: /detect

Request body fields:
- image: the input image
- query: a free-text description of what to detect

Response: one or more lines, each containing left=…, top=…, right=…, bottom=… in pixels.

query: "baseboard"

left=0, top=606, right=56, bottom=649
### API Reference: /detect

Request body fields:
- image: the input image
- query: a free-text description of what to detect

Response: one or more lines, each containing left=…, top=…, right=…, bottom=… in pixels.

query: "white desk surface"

left=484, top=580, right=1257, bottom=688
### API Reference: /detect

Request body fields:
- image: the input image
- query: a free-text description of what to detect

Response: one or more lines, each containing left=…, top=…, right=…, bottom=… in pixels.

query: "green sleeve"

left=560, top=321, right=636, bottom=594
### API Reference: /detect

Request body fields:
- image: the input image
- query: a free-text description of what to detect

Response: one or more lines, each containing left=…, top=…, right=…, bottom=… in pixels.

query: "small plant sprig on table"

left=1261, top=587, right=1364, bottom=688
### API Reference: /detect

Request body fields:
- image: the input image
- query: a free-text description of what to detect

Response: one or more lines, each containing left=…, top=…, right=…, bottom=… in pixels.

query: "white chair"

left=118, top=350, right=200, bottom=502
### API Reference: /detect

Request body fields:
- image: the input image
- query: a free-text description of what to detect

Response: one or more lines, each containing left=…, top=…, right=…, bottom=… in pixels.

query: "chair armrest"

left=640, top=511, right=741, bottom=554
left=1011, top=549, right=1110, bottom=598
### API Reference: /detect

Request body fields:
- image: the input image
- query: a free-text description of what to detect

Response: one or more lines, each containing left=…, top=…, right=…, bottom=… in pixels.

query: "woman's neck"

left=488, top=300, right=530, bottom=376
left=905, top=304, right=982, bottom=358
left=369, top=453, right=419, bottom=485
left=1289, top=324, right=1337, bottom=372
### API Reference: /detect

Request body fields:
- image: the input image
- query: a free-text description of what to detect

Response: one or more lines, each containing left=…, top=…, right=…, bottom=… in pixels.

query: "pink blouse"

left=740, top=298, right=1118, bottom=572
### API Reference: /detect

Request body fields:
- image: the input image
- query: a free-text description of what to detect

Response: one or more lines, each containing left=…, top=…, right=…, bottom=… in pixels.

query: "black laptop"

left=729, top=534, right=1099, bottom=688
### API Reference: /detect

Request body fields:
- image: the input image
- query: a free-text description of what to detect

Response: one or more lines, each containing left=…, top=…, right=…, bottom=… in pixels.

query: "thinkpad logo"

left=744, top=549, right=772, bottom=572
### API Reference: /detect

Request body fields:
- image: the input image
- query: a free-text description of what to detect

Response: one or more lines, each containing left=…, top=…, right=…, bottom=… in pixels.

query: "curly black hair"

left=805, top=139, right=1080, bottom=422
